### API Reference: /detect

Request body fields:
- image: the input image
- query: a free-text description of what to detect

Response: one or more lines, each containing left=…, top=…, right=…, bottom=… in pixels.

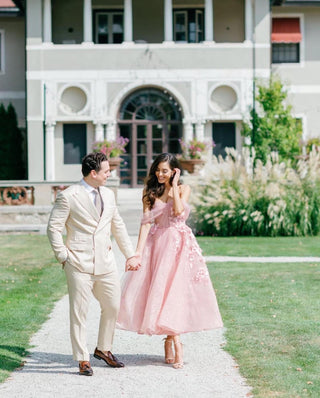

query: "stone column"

left=195, top=121, right=205, bottom=141
left=205, top=0, right=214, bottom=42
left=94, top=122, right=104, bottom=142
left=124, top=0, right=133, bottom=42
left=83, top=0, right=93, bottom=43
left=245, top=0, right=253, bottom=42
left=183, top=120, right=194, bottom=142
left=45, top=121, right=56, bottom=181
left=43, top=0, right=52, bottom=43
left=106, top=121, right=117, bottom=141
left=164, top=0, right=173, bottom=42
left=27, top=0, right=42, bottom=45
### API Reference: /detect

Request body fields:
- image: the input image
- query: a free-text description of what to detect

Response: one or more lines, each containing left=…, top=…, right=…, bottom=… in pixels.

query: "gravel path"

left=0, top=295, right=251, bottom=398
left=0, top=242, right=253, bottom=398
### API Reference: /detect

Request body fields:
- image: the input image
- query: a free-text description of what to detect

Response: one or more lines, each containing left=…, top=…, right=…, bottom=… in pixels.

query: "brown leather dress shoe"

left=93, top=347, right=125, bottom=368
left=79, top=361, right=93, bottom=376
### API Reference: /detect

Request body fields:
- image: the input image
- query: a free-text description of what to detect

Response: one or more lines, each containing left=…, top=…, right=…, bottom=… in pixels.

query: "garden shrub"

left=192, top=147, right=320, bottom=237
left=242, top=77, right=302, bottom=165
left=306, top=137, right=320, bottom=154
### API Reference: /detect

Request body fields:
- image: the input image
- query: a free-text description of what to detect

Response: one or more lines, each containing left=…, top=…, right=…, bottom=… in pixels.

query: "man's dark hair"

left=82, top=152, right=107, bottom=177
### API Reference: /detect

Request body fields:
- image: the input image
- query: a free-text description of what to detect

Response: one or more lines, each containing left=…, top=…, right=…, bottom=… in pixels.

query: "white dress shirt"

left=80, top=179, right=97, bottom=205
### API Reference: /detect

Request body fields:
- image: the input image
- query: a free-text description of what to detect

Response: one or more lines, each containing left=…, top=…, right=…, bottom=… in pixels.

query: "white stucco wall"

left=272, top=6, right=320, bottom=141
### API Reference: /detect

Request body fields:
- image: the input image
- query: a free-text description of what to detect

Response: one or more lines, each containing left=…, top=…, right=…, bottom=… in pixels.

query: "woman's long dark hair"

left=143, top=153, right=181, bottom=210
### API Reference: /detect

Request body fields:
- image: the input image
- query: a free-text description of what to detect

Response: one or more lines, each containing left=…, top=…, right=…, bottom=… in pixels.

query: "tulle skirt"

left=117, top=223, right=223, bottom=335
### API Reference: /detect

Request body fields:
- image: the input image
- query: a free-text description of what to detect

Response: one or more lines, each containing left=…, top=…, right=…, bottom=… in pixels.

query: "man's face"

left=92, top=160, right=111, bottom=187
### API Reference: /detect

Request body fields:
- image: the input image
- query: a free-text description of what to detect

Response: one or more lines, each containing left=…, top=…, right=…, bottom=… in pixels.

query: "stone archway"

left=117, top=87, right=183, bottom=187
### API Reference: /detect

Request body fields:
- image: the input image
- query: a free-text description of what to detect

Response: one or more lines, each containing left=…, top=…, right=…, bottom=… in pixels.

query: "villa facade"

left=1, top=0, right=320, bottom=187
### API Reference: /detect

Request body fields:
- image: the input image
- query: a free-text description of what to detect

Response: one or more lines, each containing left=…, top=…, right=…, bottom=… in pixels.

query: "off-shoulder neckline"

left=154, top=199, right=173, bottom=206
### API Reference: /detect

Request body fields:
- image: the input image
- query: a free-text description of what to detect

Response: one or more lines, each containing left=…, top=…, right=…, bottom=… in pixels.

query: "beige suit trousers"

left=64, top=262, right=121, bottom=361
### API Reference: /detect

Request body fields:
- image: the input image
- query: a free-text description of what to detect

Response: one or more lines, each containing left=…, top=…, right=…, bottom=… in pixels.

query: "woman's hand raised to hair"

left=172, top=168, right=181, bottom=187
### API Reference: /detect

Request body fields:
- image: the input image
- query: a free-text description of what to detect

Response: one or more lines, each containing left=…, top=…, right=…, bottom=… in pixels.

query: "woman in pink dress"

left=117, top=153, right=223, bottom=368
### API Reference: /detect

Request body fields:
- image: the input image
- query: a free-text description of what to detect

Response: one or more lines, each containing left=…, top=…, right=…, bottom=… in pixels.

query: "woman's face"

left=155, top=161, right=173, bottom=185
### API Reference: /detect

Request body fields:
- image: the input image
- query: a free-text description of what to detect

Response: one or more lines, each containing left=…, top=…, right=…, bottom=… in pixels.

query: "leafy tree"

left=306, top=137, right=320, bottom=154
left=242, top=78, right=302, bottom=164
left=0, top=103, right=26, bottom=179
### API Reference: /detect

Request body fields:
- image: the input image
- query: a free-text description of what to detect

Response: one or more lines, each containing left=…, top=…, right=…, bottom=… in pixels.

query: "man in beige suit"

left=47, top=152, right=139, bottom=376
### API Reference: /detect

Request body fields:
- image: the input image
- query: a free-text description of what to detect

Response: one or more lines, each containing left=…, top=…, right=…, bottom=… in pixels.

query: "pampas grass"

left=192, top=148, right=320, bottom=236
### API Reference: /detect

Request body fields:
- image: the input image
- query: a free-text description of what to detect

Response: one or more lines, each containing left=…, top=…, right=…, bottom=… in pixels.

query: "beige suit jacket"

left=47, top=183, right=135, bottom=275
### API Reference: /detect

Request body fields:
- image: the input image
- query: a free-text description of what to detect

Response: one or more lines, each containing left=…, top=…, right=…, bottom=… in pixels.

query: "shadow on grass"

left=0, top=347, right=75, bottom=376
left=0, top=345, right=28, bottom=373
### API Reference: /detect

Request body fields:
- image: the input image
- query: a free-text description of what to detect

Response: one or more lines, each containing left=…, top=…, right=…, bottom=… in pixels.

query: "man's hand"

left=62, top=255, right=68, bottom=267
left=125, top=255, right=141, bottom=272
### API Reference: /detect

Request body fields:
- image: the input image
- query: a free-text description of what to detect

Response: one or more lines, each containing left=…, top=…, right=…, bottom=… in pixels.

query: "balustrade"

left=0, top=186, right=35, bottom=205
left=51, top=185, right=69, bottom=202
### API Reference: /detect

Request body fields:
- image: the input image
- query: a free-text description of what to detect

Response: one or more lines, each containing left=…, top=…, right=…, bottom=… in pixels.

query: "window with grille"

left=173, top=9, right=204, bottom=43
left=271, top=18, right=301, bottom=64
left=272, top=43, right=299, bottom=63
left=94, top=11, right=124, bottom=44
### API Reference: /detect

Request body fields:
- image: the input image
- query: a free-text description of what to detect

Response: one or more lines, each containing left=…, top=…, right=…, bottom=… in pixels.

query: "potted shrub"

left=178, top=138, right=214, bottom=174
left=93, top=136, right=129, bottom=170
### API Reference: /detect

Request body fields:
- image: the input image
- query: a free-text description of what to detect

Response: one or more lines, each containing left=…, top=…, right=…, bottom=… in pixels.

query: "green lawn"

left=0, top=235, right=67, bottom=383
left=1, top=234, right=319, bottom=397
left=207, top=258, right=320, bottom=397
left=198, top=236, right=320, bottom=257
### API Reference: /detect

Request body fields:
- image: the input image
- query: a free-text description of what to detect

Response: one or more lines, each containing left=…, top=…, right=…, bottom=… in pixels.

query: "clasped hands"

left=125, top=254, right=141, bottom=272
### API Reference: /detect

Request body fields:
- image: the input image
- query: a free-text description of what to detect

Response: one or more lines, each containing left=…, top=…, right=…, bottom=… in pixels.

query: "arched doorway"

left=117, top=88, right=183, bottom=186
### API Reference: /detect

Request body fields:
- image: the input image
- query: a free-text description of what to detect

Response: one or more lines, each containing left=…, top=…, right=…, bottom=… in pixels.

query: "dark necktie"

left=94, top=188, right=103, bottom=216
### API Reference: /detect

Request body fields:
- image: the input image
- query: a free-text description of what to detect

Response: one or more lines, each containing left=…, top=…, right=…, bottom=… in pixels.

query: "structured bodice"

left=141, top=200, right=190, bottom=229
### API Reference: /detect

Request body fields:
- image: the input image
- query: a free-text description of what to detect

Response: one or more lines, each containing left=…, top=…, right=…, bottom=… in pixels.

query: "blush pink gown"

left=117, top=200, right=223, bottom=335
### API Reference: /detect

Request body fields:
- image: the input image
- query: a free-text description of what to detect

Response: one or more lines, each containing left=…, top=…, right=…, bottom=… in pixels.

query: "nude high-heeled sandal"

left=164, top=336, right=174, bottom=364
left=172, top=336, right=183, bottom=369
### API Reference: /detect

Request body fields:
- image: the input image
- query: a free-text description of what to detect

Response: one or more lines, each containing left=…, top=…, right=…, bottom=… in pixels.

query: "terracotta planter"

left=108, top=157, right=123, bottom=171
left=178, top=158, right=205, bottom=174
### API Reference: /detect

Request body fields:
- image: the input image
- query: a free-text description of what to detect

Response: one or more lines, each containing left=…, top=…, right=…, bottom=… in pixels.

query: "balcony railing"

left=0, top=186, right=35, bottom=205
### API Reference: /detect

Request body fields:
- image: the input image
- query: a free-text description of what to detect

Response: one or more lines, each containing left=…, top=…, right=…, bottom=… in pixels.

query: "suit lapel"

left=73, top=185, right=100, bottom=222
